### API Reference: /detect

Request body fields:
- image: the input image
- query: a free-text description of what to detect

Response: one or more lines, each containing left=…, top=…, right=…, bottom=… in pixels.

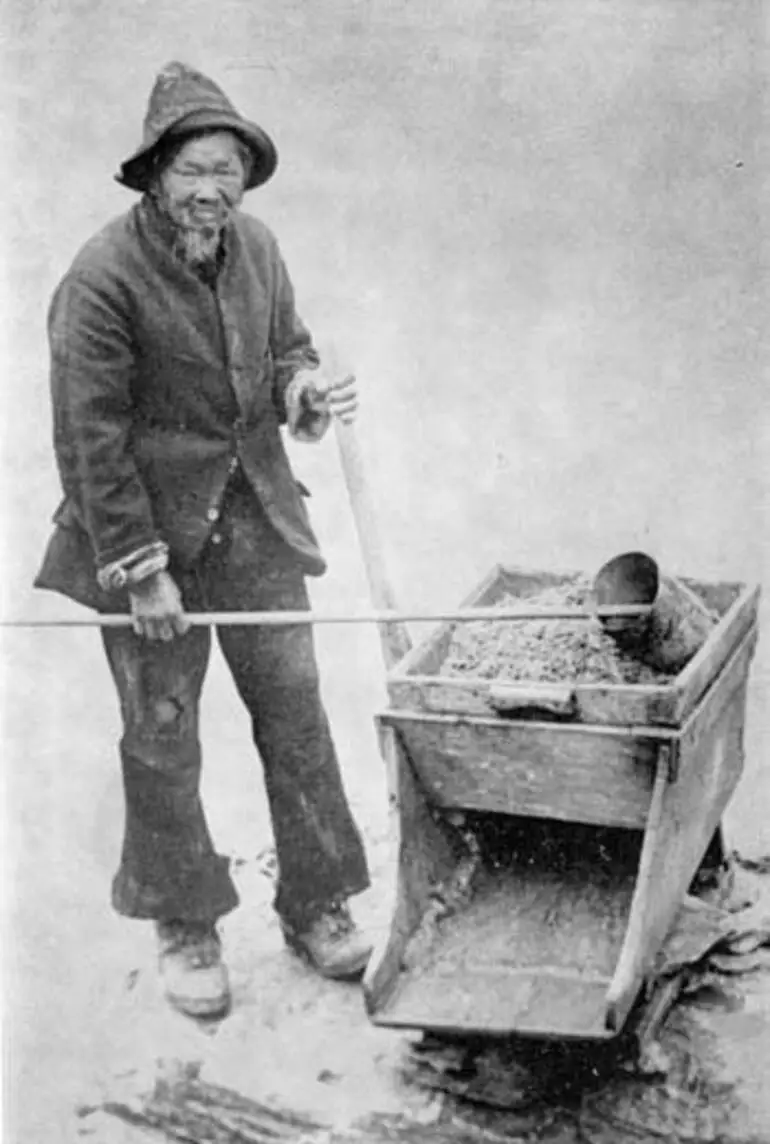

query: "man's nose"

left=193, top=178, right=219, bottom=202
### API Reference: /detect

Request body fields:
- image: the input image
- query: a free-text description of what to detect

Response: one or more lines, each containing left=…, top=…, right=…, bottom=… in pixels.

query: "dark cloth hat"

left=116, top=61, right=278, bottom=192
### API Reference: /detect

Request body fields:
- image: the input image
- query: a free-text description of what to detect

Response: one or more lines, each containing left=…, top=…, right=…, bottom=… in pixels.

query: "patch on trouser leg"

left=153, top=696, right=186, bottom=729
left=124, top=668, right=197, bottom=741
left=122, top=692, right=195, bottom=763
left=106, top=637, right=205, bottom=745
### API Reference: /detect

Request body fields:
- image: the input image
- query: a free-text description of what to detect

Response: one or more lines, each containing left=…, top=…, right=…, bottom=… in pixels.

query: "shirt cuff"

left=285, top=374, right=332, bottom=443
left=96, top=541, right=169, bottom=592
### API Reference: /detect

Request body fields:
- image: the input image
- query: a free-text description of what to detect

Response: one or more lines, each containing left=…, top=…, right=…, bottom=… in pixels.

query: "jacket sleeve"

left=49, top=269, right=168, bottom=588
left=268, top=241, right=329, bottom=442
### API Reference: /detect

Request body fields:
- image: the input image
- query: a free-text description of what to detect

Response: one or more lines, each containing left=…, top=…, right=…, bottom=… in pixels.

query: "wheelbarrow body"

left=363, top=566, right=760, bottom=1041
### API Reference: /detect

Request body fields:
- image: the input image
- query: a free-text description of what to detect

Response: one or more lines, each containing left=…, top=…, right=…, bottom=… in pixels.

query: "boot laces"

left=158, top=921, right=220, bottom=967
left=317, top=903, right=354, bottom=940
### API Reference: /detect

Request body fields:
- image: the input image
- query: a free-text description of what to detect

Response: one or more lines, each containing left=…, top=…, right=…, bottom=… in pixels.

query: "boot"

left=281, top=902, right=372, bottom=980
left=156, top=920, right=231, bottom=1019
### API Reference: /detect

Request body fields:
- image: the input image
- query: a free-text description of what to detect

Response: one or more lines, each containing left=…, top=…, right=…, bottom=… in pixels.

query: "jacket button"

left=206, top=507, right=219, bottom=523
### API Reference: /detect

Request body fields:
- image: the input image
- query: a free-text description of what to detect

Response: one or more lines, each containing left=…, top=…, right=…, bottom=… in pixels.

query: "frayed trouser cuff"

left=111, top=853, right=240, bottom=925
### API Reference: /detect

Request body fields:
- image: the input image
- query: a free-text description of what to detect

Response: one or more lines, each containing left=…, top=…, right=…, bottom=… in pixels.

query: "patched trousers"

left=101, top=476, right=370, bottom=929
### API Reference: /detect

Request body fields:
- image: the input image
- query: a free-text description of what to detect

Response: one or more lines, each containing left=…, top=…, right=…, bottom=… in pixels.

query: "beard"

left=151, top=187, right=240, bottom=271
left=175, top=222, right=222, bottom=268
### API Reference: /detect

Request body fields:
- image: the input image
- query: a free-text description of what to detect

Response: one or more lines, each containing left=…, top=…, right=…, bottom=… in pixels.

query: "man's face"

left=156, top=131, right=247, bottom=262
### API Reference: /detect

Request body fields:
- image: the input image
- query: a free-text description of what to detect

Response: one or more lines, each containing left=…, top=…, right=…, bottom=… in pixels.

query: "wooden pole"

left=0, top=603, right=653, bottom=630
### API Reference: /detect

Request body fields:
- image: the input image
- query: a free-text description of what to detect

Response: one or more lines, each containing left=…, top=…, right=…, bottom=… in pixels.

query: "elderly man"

left=35, top=61, right=372, bottom=1019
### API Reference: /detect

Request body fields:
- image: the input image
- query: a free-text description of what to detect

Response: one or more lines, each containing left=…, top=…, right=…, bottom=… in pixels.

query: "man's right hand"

left=128, top=570, right=190, bottom=641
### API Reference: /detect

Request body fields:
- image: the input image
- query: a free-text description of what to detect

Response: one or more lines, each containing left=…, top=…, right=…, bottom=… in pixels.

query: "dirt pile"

left=441, top=579, right=674, bottom=685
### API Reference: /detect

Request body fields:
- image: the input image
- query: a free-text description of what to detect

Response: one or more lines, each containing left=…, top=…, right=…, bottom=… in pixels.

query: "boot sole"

left=165, top=990, right=232, bottom=1020
left=283, top=935, right=372, bottom=981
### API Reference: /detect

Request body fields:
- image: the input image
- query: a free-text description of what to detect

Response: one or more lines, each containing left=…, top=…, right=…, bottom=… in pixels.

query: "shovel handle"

left=333, top=419, right=412, bottom=668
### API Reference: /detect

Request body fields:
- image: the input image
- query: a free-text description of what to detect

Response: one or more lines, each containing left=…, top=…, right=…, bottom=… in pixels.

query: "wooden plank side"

left=376, top=857, right=635, bottom=1038
left=604, top=626, right=757, bottom=1031
left=388, top=674, right=673, bottom=726
left=388, top=676, right=494, bottom=718
left=376, top=968, right=614, bottom=1039
left=573, top=682, right=673, bottom=727
left=665, top=583, right=760, bottom=725
left=497, top=563, right=586, bottom=593
left=383, top=712, right=657, bottom=828
left=388, top=570, right=759, bottom=730
left=404, top=857, right=637, bottom=977
left=605, top=757, right=669, bottom=1032
left=680, top=577, right=745, bottom=616
left=363, top=726, right=460, bottom=1016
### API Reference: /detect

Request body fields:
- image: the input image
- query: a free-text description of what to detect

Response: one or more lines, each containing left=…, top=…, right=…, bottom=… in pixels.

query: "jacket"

left=35, top=197, right=327, bottom=610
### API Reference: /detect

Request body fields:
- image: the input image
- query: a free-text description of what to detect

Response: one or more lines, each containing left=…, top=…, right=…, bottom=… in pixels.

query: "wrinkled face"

left=156, top=131, right=247, bottom=263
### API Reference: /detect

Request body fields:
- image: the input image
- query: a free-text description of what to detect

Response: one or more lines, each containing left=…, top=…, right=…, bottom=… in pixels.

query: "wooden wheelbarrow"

left=336, top=423, right=761, bottom=1042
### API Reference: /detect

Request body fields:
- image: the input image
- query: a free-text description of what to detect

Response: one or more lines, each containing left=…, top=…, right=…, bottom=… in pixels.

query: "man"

left=35, top=61, right=373, bottom=1020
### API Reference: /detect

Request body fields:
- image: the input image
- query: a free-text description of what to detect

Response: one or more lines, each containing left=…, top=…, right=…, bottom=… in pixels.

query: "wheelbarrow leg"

left=631, top=822, right=735, bottom=1053
left=363, top=722, right=460, bottom=1018
left=689, top=822, right=734, bottom=899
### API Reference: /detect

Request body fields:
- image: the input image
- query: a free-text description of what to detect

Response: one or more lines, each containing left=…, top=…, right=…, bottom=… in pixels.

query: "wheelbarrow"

left=335, top=423, right=761, bottom=1042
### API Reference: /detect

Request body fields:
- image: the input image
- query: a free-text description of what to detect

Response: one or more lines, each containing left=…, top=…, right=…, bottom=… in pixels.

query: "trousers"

left=100, top=474, right=370, bottom=928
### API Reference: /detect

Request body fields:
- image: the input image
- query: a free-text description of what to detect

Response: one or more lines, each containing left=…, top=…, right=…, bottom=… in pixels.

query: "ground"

left=1, top=2, right=766, bottom=1141
left=2, top=629, right=769, bottom=1142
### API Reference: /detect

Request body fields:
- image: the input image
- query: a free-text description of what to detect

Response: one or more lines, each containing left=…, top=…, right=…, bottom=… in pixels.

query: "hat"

left=116, top=61, right=278, bottom=192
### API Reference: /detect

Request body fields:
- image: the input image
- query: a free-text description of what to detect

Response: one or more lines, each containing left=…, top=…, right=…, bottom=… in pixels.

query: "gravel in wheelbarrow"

left=441, top=578, right=680, bottom=686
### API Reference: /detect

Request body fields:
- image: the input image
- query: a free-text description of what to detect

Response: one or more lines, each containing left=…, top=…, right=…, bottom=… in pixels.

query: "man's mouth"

left=186, top=203, right=227, bottom=227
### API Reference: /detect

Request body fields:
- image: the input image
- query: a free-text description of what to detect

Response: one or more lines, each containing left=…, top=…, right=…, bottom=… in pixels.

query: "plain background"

left=2, top=1, right=766, bottom=605
left=1, top=1, right=767, bottom=1139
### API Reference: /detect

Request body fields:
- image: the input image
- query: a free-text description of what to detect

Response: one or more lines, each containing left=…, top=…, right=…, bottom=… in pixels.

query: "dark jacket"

left=35, top=198, right=326, bottom=609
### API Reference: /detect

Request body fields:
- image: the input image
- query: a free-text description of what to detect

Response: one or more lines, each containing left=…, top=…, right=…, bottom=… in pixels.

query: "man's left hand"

left=308, top=373, right=359, bottom=423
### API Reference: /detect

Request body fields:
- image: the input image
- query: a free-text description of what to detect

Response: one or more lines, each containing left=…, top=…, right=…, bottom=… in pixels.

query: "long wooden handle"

left=0, top=603, right=652, bottom=630
left=333, top=418, right=413, bottom=668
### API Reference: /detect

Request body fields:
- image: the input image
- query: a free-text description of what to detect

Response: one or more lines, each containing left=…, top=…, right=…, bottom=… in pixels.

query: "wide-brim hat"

left=116, top=61, right=277, bottom=193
